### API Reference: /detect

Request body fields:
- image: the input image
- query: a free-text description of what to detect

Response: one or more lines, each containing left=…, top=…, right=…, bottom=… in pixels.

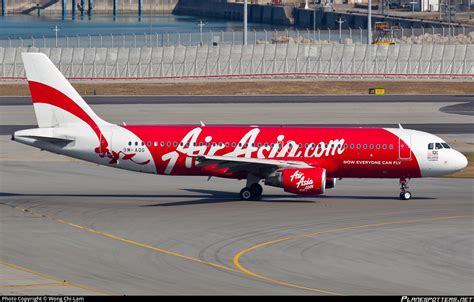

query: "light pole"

left=439, top=0, right=442, bottom=20
left=409, top=1, right=417, bottom=14
left=243, top=0, right=248, bottom=45
left=313, top=0, right=317, bottom=35
left=197, top=20, right=206, bottom=46
left=447, top=0, right=453, bottom=24
left=336, top=17, right=344, bottom=43
left=52, top=25, right=62, bottom=47
left=368, top=0, right=372, bottom=44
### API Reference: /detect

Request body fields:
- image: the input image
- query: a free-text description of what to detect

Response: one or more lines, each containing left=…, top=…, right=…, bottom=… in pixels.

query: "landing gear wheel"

left=240, top=188, right=253, bottom=201
left=399, top=177, right=412, bottom=200
left=249, top=183, right=263, bottom=198
left=400, top=191, right=412, bottom=200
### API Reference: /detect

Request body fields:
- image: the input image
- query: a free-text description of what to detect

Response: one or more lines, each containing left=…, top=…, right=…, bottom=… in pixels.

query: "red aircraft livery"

left=13, top=53, right=468, bottom=200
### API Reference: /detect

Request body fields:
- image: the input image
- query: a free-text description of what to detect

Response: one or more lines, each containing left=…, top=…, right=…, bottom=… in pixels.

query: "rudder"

left=21, top=52, right=108, bottom=128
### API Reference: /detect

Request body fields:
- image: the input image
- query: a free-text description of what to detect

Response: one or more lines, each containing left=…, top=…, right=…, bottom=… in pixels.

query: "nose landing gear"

left=399, top=177, right=411, bottom=200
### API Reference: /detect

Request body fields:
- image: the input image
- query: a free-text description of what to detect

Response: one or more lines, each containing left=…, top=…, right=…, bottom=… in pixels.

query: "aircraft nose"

left=453, top=151, right=468, bottom=172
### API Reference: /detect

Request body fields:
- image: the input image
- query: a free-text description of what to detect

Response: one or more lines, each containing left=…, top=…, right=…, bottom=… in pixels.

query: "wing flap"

left=193, top=154, right=311, bottom=176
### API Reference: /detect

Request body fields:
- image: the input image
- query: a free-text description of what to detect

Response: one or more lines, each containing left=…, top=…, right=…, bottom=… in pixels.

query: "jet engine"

left=325, top=177, right=336, bottom=189
left=265, top=168, right=326, bottom=195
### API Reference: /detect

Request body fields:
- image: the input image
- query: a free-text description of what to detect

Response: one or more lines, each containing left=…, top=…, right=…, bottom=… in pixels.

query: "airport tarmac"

left=0, top=95, right=473, bottom=295
left=0, top=161, right=473, bottom=295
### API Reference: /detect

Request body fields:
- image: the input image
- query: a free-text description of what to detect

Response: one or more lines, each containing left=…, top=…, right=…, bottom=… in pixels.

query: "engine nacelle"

left=325, top=177, right=336, bottom=189
left=265, top=168, right=326, bottom=195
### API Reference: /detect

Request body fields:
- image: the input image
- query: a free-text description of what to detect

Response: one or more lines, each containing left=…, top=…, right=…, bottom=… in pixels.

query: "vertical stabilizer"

left=21, top=52, right=108, bottom=128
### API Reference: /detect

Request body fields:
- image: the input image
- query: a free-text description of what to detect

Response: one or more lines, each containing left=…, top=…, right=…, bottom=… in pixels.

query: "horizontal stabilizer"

left=13, top=128, right=75, bottom=144
left=18, top=135, right=74, bottom=143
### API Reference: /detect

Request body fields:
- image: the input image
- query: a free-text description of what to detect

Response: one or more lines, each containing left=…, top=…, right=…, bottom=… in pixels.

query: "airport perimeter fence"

left=1, top=26, right=474, bottom=48
left=1, top=43, right=473, bottom=80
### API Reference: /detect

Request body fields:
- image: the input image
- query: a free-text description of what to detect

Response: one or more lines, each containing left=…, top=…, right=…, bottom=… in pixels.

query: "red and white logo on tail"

left=20, top=53, right=156, bottom=173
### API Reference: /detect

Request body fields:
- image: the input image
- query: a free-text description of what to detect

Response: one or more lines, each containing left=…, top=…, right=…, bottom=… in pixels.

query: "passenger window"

left=154, top=142, right=158, bottom=147
left=173, top=142, right=177, bottom=147
left=376, top=144, right=380, bottom=149
left=147, top=141, right=151, bottom=146
left=350, top=144, right=354, bottom=149
left=428, top=143, right=433, bottom=150
left=167, top=142, right=171, bottom=147
left=128, top=142, right=131, bottom=146
left=389, top=144, right=393, bottom=150
left=370, top=144, right=374, bottom=149
left=435, top=143, right=443, bottom=150
left=363, top=144, right=367, bottom=149
left=135, top=142, right=138, bottom=146
left=160, top=142, right=165, bottom=147
left=382, top=144, right=387, bottom=150
left=357, top=144, right=361, bottom=149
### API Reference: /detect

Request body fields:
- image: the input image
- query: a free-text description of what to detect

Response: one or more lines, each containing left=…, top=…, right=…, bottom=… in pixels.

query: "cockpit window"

left=428, top=143, right=433, bottom=150
left=441, top=143, right=451, bottom=149
left=435, top=143, right=443, bottom=150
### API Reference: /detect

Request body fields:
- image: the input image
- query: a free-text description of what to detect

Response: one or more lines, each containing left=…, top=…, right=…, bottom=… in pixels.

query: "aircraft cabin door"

left=398, top=135, right=412, bottom=160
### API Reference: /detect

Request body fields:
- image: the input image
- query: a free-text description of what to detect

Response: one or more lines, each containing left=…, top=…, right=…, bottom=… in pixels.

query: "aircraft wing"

left=193, top=154, right=312, bottom=176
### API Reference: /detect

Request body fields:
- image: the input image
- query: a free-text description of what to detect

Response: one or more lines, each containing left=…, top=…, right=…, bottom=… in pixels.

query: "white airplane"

left=12, top=53, right=468, bottom=200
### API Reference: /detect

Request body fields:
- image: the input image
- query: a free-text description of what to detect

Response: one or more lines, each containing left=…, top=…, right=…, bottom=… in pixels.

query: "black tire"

left=249, top=183, right=263, bottom=197
left=240, top=188, right=253, bottom=201
left=400, top=191, right=412, bottom=200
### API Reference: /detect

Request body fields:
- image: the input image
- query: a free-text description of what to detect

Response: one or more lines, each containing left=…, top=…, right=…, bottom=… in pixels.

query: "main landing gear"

left=399, top=177, right=412, bottom=200
left=240, top=183, right=263, bottom=200
left=240, top=175, right=263, bottom=200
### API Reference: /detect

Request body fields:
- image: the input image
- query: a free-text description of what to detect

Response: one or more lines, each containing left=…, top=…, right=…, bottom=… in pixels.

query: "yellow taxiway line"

left=232, top=215, right=468, bottom=295
left=0, top=283, right=66, bottom=289
left=0, top=261, right=113, bottom=295
left=2, top=202, right=469, bottom=295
